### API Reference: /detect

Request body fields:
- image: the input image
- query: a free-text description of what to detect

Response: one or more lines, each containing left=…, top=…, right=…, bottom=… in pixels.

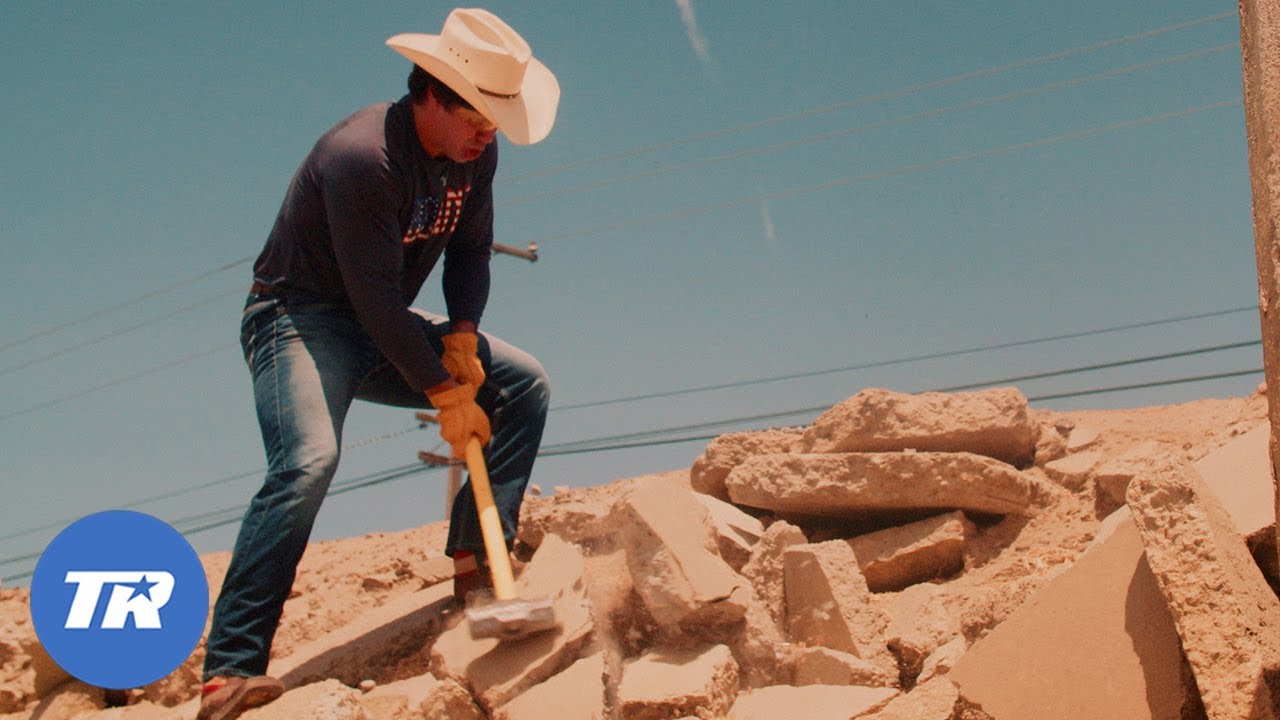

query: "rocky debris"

left=792, top=647, right=898, bottom=688
left=740, top=520, right=807, bottom=631
left=275, top=582, right=455, bottom=688
left=725, top=452, right=1036, bottom=519
left=613, top=479, right=749, bottom=635
left=847, top=511, right=974, bottom=593
left=691, top=493, right=763, bottom=573
left=689, top=427, right=804, bottom=502
left=241, top=679, right=370, bottom=719
left=432, top=534, right=595, bottom=712
left=782, top=541, right=896, bottom=673
left=727, top=684, right=898, bottom=720
left=1041, top=451, right=1102, bottom=491
left=1125, top=455, right=1280, bottom=720
left=797, top=387, right=1037, bottom=467
left=1, top=390, right=1273, bottom=720
left=615, top=644, right=738, bottom=720
left=492, top=652, right=605, bottom=720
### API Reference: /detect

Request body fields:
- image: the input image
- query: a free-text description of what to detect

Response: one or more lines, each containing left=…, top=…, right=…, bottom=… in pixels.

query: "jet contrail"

left=675, top=0, right=713, bottom=67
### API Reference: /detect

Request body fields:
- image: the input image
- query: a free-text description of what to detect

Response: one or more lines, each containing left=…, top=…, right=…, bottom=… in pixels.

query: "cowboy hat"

left=387, top=8, right=559, bottom=146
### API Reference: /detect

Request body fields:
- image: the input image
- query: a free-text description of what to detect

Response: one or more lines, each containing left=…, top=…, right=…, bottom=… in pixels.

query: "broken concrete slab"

left=949, top=509, right=1189, bottom=720
left=950, top=425, right=1276, bottom=720
left=742, top=521, right=808, bottom=632
left=274, top=581, right=455, bottom=688
left=798, top=387, right=1036, bottom=467
left=493, top=652, right=605, bottom=720
left=860, top=676, right=961, bottom=720
left=1041, top=451, right=1102, bottom=491
left=1125, top=455, right=1280, bottom=720
left=793, top=647, right=898, bottom=688
left=690, top=427, right=804, bottom=501
left=882, top=583, right=962, bottom=687
left=848, top=511, right=974, bottom=592
left=515, top=473, right=690, bottom=550
left=614, top=479, right=749, bottom=633
left=693, top=492, right=764, bottom=572
left=783, top=541, right=896, bottom=671
left=917, top=636, right=967, bottom=685
left=616, top=644, right=738, bottom=720
left=1092, top=441, right=1171, bottom=517
left=360, top=674, right=484, bottom=720
left=726, top=452, right=1035, bottom=519
left=241, top=679, right=370, bottom=720
left=24, top=681, right=105, bottom=720
left=431, top=535, right=594, bottom=711
left=728, top=685, right=898, bottom=720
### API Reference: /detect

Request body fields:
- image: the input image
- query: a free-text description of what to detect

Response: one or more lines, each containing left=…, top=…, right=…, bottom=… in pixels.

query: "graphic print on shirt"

left=403, top=186, right=471, bottom=245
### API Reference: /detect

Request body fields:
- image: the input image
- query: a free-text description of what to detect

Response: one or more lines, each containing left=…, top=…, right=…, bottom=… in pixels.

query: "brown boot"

left=197, top=675, right=285, bottom=720
left=451, top=551, right=494, bottom=603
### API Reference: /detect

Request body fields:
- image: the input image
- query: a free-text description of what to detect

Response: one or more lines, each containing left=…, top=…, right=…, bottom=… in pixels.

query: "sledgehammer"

left=462, top=437, right=559, bottom=641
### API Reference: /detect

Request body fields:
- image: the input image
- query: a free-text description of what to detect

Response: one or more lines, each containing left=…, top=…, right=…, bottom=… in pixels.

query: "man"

left=198, top=9, right=559, bottom=720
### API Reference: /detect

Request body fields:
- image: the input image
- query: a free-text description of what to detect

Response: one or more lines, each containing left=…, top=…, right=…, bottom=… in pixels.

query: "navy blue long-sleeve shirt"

left=252, top=95, right=496, bottom=392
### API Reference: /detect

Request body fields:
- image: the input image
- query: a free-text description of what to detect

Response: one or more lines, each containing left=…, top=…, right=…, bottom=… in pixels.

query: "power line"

left=0, top=288, right=242, bottom=378
left=0, top=343, right=235, bottom=422
left=502, top=11, right=1237, bottom=184
left=506, top=44, right=1237, bottom=208
left=554, top=304, right=1257, bottom=411
left=0, top=257, right=251, bottom=354
left=525, top=98, right=1242, bottom=245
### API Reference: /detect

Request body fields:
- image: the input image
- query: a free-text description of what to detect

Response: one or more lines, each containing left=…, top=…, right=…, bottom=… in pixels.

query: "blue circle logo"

left=29, top=511, right=209, bottom=689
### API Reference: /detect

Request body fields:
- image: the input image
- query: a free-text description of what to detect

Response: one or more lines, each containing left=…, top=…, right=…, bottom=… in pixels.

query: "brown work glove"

left=441, top=332, right=486, bottom=389
left=426, top=383, right=491, bottom=458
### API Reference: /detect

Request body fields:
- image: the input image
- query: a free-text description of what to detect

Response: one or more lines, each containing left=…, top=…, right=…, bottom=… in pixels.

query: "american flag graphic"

left=403, top=185, right=470, bottom=245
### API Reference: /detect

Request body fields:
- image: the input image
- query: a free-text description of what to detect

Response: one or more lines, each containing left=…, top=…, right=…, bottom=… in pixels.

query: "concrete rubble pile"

left=2, top=386, right=1279, bottom=719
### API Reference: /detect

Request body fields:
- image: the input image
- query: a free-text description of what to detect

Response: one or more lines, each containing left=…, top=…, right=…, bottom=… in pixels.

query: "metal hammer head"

left=465, top=595, right=559, bottom=641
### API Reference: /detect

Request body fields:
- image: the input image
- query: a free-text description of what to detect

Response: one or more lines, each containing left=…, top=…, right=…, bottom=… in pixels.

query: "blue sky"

left=0, top=1, right=1261, bottom=584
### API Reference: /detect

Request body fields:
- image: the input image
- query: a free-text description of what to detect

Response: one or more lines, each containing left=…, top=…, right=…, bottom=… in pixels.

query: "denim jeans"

left=203, top=293, right=549, bottom=679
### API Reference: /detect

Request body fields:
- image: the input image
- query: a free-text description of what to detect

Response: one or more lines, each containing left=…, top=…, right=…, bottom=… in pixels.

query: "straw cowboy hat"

left=387, top=8, right=559, bottom=145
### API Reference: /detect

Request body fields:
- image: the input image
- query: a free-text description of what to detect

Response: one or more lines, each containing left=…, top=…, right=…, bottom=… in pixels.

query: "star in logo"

left=120, top=575, right=160, bottom=602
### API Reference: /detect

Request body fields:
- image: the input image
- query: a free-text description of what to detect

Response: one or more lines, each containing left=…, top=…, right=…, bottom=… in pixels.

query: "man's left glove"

left=426, top=383, right=491, bottom=459
left=441, top=332, right=486, bottom=389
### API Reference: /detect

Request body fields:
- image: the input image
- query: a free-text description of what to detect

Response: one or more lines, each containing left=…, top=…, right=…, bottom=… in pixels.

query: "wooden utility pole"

left=1239, top=0, right=1280, bottom=569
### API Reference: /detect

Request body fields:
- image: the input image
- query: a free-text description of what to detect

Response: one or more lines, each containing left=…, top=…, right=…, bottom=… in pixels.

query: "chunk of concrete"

left=783, top=541, right=896, bottom=671
left=847, top=511, right=973, bottom=592
left=917, top=636, right=967, bottom=685
left=1041, top=451, right=1102, bottom=491
left=617, top=644, right=739, bottom=720
left=882, top=583, right=963, bottom=686
left=693, top=493, right=764, bottom=572
left=1125, top=455, right=1280, bottom=720
left=799, top=387, right=1036, bottom=467
left=1092, top=441, right=1170, bottom=517
left=860, top=677, right=961, bottom=720
left=691, top=427, right=804, bottom=501
left=742, top=521, right=808, bottom=631
left=728, top=685, right=898, bottom=720
left=494, top=652, right=605, bottom=720
left=431, top=535, right=594, bottom=711
left=241, top=679, right=370, bottom=720
left=275, top=581, right=455, bottom=688
left=516, top=473, right=688, bottom=550
left=360, top=675, right=484, bottom=720
left=614, top=479, right=749, bottom=632
left=949, top=424, right=1275, bottom=719
left=24, top=681, right=105, bottom=720
left=793, top=647, right=898, bottom=688
left=726, top=452, right=1035, bottom=519
left=949, top=508, right=1189, bottom=719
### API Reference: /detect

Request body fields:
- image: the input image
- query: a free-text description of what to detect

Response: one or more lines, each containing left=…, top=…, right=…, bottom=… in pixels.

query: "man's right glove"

left=426, top=383, right=491, bottom=458
left=441, top=332, right=486, bottom=389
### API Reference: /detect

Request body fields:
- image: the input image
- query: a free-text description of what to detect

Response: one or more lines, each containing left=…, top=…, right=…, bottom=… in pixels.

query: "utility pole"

left=1238, top=0, right=1280, bottom=570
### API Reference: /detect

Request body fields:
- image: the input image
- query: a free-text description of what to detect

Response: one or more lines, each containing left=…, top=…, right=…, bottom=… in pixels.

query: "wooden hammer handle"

left=465, top=437, right=518, bottom=600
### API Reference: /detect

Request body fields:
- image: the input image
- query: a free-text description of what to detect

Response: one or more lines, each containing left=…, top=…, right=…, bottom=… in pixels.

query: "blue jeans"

left=203, top=293, right=549, bottom=679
